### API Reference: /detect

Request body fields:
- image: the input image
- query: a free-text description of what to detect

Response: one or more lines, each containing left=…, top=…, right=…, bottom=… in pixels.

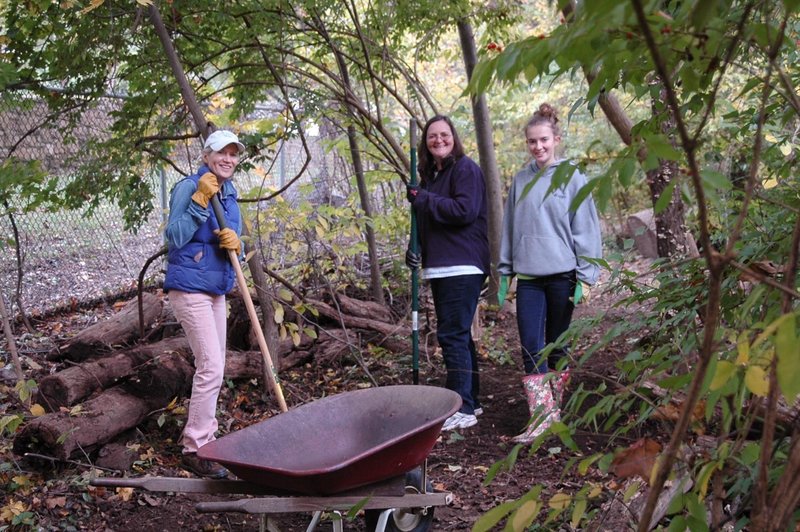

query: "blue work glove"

left=405, top=247, right=421, bottom=269
left=497, top=276, right=509, bottom=306
left=406, top=184, right=420, bottom=204
left=571, top=280, right=591, bottom=305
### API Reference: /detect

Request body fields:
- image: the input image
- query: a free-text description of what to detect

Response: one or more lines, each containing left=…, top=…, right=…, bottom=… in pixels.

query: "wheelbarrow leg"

left=306, top=510, right=344, bottom=532
left=259, top=515, right=280, bottom=532
left=306, top=511, right=322, bottom=531
left=372, top=509, right=392, bottom=532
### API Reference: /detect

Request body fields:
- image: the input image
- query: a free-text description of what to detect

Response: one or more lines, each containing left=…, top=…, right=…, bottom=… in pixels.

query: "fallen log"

left=308, top=299, right=410, bottom=338
left=328, top=292, right=394, bottom=323
left=225, top=347, right=314, bottom=377
left=14, top=352, right=193, bottom=460
left=40, top=336, right=314, bottom=411
left=38, top=336, right=191, bottom=412
left=58, top=293, right=163, bottom=361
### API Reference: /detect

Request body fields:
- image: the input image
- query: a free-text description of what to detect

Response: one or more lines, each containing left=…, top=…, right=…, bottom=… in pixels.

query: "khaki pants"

left=169, top=290, right=227, bottom=453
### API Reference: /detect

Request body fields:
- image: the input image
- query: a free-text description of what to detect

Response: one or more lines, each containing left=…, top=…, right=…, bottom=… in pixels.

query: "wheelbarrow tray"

left=198, top=385, right=461, bottom=495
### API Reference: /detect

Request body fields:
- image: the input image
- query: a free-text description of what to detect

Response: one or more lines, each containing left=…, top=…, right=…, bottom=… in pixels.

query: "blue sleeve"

left=164, top=179, right=210, bottom=249
left=413, top=158, right=484, bottom=226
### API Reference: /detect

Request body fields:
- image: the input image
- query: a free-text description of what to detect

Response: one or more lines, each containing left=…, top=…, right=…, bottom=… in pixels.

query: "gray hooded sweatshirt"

left=498, top=159, right=602, bottom=284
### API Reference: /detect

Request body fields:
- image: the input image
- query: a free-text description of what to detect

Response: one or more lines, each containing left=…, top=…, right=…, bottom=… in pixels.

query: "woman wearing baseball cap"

left=163, top=130, right=245, bottom=478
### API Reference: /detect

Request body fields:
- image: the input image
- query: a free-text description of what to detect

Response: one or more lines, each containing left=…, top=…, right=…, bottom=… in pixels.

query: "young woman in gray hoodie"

left=497, top=103, right=602, bottom=444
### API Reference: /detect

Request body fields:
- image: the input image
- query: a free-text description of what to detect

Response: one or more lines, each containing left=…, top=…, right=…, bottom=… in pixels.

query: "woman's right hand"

left=191, top=172, right=220, bottom=208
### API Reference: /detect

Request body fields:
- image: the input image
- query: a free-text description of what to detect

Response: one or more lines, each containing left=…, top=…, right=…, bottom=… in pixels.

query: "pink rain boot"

left=552, top=368, right=571, bottom=406
left=511, top=373, right=560, bottom=444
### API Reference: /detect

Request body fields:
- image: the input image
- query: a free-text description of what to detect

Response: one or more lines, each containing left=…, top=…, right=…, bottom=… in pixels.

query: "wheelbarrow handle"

left=211, top=195, right=288, bottom=413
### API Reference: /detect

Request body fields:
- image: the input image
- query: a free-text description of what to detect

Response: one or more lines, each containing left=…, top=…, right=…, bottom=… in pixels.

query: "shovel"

left=210, top=196, right=288, bottom=413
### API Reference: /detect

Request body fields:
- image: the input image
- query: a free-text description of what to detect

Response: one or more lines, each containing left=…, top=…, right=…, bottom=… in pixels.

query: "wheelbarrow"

left=91, top=385, right=461, bottom=531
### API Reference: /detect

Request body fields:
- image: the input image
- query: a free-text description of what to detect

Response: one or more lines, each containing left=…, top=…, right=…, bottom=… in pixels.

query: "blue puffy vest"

left=163, top=171, right=241, bottom=295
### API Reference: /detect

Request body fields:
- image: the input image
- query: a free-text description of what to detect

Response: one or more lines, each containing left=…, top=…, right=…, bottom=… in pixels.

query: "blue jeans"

left=516, top=271, right=576, bottom=374
left=429, top=274, right=485, bottom=415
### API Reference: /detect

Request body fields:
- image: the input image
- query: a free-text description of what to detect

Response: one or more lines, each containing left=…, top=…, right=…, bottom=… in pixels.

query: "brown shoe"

left=181, top=453, right=228, bottom=479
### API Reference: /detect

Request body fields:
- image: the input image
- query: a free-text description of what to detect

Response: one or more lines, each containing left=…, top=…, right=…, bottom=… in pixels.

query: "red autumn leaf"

left=610, top=438, right=662, bottom=485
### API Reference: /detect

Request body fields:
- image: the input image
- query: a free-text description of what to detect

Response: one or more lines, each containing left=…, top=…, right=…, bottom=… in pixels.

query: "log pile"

left=14, top=290, right=412, bottom=464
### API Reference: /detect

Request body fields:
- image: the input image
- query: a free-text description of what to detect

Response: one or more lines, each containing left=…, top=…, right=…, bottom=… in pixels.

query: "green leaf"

left=278, top=288, right=293, bottom=302
left=696, top=460, right=720, bottom=498
left=685, top=493, right=710, bottom=531
left=654, top=179, right=677, bottom=214
left=738, top=442, right=760, bottom=466
left=753, top=313, right=795, bottom=349
left=775, top=314, right=800, bottom=401
left=509, top=500, right=539, bottom=531
left=667, top=516, right=688, bottom=532
left=744, top=366, right=769, bottom=397
left=0, top=414, right=24, bottom=435
left=645, top=134, right=682, bottom=161
left=467, top=56, right=499, bottom=95
left=495, top=45, right=522, bottom=81
left=658, top=373, right=692, bottom=390
left=700, top=170, right=732, bottom=191
left=472, top=500, right=518, bottom=532
left=710, top=360, right=737, bottom=391
left=571, top=497, right=587, bottom=528
left=345, top=497, right=370, bottom=519
left=783, top=0, right=800, bottom=13
left=623, top=481, right=641, bottom=502
left=569, top=178, right=600, bottom=213
left=578, top=453, right=603, bottom=475
left=617, top=157, right=637, bottom=187
left=273, top=304, right=285, bottom=324
left=690, top=0, right=718, bottom=29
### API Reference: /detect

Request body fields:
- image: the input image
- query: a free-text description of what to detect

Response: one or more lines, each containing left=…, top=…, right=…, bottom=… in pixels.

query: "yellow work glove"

left=191, top=172, right=220, bottom=209
left=214, top=228, right=241, bottom=255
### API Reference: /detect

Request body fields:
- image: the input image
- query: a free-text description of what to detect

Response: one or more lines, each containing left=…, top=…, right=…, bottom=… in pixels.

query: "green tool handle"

left=409, top=119, right=419, bottom=385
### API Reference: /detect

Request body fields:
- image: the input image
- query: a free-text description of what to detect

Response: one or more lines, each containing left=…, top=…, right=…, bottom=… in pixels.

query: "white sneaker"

left=474, top=407, right=484, bottom=416
left=441, top=412, right=478, bottom=431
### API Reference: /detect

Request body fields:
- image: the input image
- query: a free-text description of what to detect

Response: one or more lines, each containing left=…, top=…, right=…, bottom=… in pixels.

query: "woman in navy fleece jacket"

left=406, top=115, right=489, bottom=432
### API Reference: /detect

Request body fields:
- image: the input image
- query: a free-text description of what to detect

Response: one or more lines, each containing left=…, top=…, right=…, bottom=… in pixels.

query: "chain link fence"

left=1, top=95, right=334, bottom=319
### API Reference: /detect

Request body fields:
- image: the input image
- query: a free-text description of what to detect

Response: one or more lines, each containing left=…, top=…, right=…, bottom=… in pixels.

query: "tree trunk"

left=14, top=351, right=193, bottom=460
left=647, top=83, right=690, bottom=259
left=457, top=18, right=503, bottom=297
left=38, top=336, right=191, bottom=411
left=347, top=123, right=385, bottom=304
left=328, top=28, right=384, bottom=305
left=58, top=293, right=163, bottom=361
left=242, top=227, right=283, bottom=378
left=0, top=288, right=23, bottom=381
